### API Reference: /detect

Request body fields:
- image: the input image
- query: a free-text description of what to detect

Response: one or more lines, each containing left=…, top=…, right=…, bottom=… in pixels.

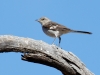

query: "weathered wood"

left=0, top=35, right=94, bottom=75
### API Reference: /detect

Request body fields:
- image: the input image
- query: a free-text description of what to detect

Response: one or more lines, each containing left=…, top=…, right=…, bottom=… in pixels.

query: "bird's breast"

left=42, top=27, right=61, bottom=37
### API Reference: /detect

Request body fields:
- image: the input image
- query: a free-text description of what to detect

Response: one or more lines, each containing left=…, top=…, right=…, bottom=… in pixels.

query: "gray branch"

left=0, top=35, right=94, bottom=75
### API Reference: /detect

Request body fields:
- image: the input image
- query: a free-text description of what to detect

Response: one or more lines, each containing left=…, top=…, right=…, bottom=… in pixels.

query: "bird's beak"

left=35, top=19, right=39, bottom=22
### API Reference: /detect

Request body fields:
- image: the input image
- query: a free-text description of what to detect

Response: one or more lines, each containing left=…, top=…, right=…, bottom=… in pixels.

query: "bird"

left=36, top=17, right=92, bottom=46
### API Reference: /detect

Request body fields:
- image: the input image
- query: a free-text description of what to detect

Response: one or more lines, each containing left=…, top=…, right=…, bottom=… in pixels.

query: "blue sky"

left=0, top=0, right=99, bottom=75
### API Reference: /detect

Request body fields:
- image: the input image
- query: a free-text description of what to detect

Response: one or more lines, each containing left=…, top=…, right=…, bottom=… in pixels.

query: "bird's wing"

left=43, top=21, right=71, bottom=31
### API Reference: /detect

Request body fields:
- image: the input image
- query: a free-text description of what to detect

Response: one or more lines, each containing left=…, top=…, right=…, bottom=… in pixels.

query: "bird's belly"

left=42, top=27, right=60, bottom=37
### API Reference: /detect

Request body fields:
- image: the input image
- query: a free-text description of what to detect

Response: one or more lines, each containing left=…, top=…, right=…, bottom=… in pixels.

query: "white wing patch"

left=50, top=25, right=58, bottom=29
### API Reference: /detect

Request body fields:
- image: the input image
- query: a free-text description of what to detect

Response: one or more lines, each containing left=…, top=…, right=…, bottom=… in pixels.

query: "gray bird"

left=36, top=17, right=92, bottom=46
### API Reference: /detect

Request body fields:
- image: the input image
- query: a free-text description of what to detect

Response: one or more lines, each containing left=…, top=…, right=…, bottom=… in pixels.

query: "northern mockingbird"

left=36, top=17, right=92, bottom=46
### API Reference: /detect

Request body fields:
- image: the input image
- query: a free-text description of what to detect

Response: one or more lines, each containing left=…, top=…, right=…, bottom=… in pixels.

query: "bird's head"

left=36, top=17, right=51, bottom=25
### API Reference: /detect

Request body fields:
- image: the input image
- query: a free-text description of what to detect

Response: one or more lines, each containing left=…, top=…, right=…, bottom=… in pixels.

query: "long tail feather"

left=71, top=30, right=92, bottom=34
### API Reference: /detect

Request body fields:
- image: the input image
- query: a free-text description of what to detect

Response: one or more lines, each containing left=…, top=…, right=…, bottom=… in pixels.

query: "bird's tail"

left=71, top=30, right=92, bottom=34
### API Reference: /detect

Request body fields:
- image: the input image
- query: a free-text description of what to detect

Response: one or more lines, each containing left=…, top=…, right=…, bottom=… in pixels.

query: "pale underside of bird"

left=36, top=17, right=92, bottom=46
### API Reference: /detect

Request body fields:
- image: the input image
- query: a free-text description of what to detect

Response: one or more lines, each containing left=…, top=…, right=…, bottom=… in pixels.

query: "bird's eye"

left=41, top=18, right=45, bottom=20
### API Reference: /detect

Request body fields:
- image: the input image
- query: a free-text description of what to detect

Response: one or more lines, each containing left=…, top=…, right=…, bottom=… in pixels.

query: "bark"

left=0, top=35, right=94, bottom=75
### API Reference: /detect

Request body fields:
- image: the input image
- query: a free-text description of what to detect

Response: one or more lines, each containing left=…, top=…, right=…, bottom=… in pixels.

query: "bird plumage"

left=36, top=17, right=92, bottom=46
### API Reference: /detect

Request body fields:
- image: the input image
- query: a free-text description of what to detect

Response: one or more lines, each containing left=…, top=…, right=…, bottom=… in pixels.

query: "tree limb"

left=0, top=35, right=94, bottom=75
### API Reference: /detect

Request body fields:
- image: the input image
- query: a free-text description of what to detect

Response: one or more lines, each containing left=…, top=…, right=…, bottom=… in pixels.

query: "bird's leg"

left=52, top=38, right=56, bottom=45
left=58, top=37, right=61, bottom=47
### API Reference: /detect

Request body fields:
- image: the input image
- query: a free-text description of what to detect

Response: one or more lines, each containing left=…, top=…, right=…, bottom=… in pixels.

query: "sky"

left=0, top=0, right=99, bottom=75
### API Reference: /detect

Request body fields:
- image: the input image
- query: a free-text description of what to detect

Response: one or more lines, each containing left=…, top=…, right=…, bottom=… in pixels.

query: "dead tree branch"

left=0, top=35, right=94, bottom=75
